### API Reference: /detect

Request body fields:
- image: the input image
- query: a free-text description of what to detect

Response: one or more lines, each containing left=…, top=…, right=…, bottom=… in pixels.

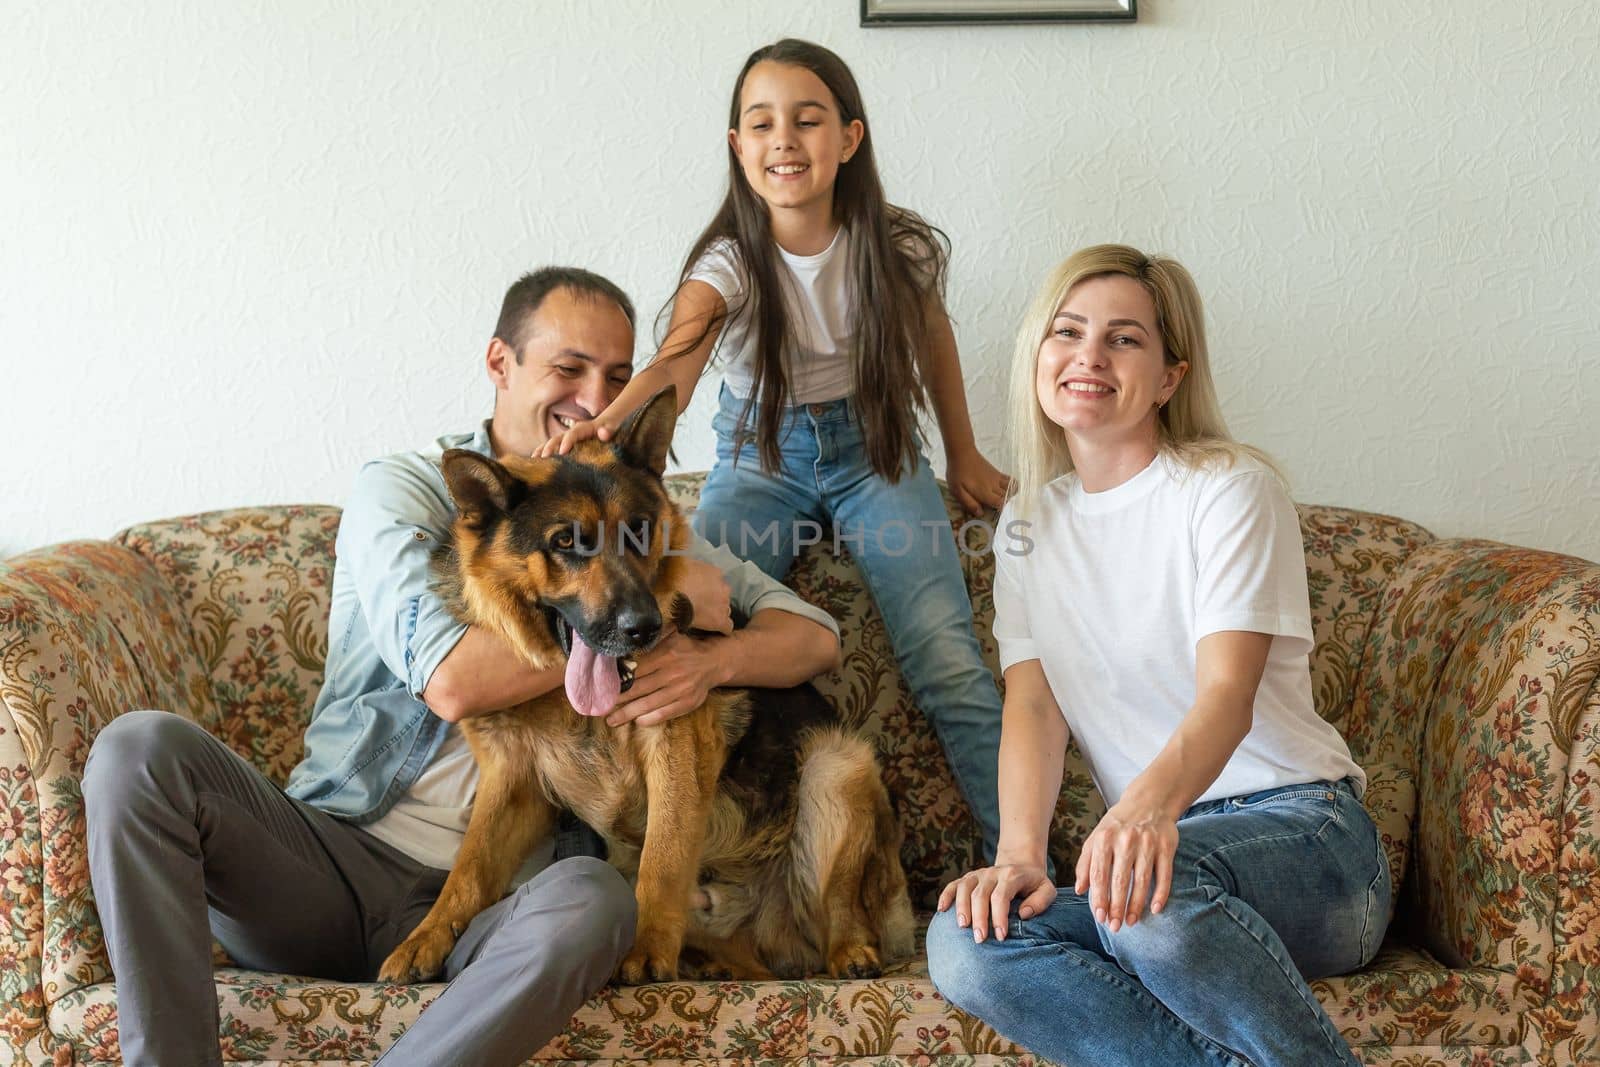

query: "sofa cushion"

left=49, top=933, right=1524, bottom=1064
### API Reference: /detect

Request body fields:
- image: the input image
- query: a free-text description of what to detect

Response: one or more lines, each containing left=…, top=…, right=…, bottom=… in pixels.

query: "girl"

left=925, top=245, right=1388, bottom=1067
left=545, top=39, right=1005, bottom=858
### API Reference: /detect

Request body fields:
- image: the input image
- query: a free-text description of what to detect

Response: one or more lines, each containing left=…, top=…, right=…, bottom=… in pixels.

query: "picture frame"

left=861, top=0, right=1135, bottom=26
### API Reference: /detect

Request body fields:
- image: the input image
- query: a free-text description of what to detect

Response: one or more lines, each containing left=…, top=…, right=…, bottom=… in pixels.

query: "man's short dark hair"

left=494, top=267, right=636, bottom=362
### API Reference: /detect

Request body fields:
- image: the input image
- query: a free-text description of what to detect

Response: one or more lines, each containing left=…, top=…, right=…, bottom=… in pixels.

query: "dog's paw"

left=680, top=955, right=735, bottom=981
left=377, top=923, right=458, bottom=984
left=826, top=942, right=882, bottom=979
left=616, top=940, right=681, bottom=984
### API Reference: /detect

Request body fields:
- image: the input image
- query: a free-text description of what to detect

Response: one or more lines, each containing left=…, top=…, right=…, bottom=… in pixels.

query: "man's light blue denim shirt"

left=284, top=422, right=840, bottom=823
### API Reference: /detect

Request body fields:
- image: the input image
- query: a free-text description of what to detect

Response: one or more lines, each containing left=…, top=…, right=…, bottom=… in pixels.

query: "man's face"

left=488, top=286, right=635, bottom=459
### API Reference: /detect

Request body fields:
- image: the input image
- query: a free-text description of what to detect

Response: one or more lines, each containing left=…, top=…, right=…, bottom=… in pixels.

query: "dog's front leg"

left=377, top=748, right=556, bottom=983
left=616, top=723, right=713, bottom=984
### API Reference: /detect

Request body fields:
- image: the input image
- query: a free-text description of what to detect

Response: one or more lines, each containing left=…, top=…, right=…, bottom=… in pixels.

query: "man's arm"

left=603, top=606, right=839, bottom=728
left=424, top=553, right=745, bottom=722
left=603, top=532, right=844, bottom=727
left=420, top=628, right=565, bottom=723
left=721, top=605, right=842, bottom=685
left=332, top=454, right=566, bottom=724
left=429, top=584, right=837, bottom=727
left=410, top=455, right=842, bottom=725
left=696, top=532, right=842, bottom=682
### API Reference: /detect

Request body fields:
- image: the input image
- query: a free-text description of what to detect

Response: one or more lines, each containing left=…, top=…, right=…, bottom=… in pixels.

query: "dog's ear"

left=440, top=449, right=521, bottom=519
left=613, top=386, right=678, bottom=477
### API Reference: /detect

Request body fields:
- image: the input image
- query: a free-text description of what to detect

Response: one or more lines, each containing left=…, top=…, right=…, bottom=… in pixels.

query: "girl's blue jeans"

left=693, top=387, right=1003, bottom=860
left=927, top=778, right=1391, bottom=1067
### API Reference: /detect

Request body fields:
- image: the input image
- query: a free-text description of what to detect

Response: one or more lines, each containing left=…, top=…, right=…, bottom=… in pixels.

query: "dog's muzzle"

left=546, top=607, right=636, bottom=693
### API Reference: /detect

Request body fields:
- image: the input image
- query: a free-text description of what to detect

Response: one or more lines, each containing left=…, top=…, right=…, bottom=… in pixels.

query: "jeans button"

left=809, top=403, right=826, bottom=416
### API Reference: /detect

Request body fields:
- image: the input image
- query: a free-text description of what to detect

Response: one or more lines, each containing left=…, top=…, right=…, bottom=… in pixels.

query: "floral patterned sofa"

left=3, top=473, right=1598, bottom=1067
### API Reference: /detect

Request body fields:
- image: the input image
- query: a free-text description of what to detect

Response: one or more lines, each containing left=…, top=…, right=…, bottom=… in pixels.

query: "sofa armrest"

left=0, top=710, right=57, bottom=1066
left=1371, top=539, right=1600, bottom=993
left=0, top=540, right=218, bottom=1058
left=1542, top=673, right=1600, bottom=1063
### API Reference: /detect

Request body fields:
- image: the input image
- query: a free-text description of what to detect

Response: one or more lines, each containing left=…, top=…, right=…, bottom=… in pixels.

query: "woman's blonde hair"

left=1006, top=243, right=1282, bottom=515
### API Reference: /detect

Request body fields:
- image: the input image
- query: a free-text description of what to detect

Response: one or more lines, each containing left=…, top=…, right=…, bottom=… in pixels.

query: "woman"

left=926, top=245, right=1389, bottom=1067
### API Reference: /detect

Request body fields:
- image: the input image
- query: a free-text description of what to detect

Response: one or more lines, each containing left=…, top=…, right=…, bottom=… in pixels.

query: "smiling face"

left=1035, top=273, right=1189, bottom=459
left=728, top=60, right=863, bottom=221
left=438, top=390, right=689, bottom=718
left=487, top=286, right=635, bottom=459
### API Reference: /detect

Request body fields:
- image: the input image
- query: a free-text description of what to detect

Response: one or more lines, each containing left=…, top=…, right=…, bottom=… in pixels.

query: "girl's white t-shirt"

left=992, top=453, right=1364, bottom=808
left=688, top=229, right=855, bottom=404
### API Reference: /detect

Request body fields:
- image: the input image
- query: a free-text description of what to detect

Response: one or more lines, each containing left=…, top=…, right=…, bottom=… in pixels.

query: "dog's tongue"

left=565, top=630, right=622, bottom=717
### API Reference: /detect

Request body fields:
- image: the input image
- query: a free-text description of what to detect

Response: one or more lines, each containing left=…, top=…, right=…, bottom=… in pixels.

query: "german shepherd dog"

left=377, top=387, right=913, bottom=985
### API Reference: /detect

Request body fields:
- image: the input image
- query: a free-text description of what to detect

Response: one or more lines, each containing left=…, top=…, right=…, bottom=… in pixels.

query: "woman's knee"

left=1099, top=890, right=1212, bottom=979
left=926, top=908, right=1000, bottom=1014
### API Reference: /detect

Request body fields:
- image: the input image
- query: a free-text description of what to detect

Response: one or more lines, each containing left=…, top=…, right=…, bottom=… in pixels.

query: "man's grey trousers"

left=83, top=710, right=636, bottom=1067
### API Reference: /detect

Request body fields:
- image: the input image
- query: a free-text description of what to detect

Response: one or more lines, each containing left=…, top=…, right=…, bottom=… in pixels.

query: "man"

left=83, top=267, right=842, bottom=1066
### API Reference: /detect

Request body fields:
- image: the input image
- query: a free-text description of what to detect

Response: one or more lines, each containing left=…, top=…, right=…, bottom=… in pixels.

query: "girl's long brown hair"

left=663, top=38, right=948, bottom=481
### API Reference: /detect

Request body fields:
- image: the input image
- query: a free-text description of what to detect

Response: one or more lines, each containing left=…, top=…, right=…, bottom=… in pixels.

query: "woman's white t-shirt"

left=687, top=230, right=855, bottom=405
left=992, top=453, right=1364, bottom=808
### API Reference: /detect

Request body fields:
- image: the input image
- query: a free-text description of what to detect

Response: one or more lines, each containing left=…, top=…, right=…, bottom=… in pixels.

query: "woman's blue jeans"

left=927, top=779, right=1390, bottom=1067
left=693, top=387, right=1003, bottom=860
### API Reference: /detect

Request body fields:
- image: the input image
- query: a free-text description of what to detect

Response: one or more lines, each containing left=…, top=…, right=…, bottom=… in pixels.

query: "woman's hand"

left=936, top=855, right=1055, bottom=943
left=1074, top=800, right=1179, bottom=932
left=946, top=446, right=1010, bottom=515
left=537, top=417, right=615, bottom=458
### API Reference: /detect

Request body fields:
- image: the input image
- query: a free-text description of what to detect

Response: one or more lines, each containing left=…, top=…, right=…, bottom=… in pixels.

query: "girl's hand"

left=946, top=447, right=1010, bottom=515
left=1074, top=801, right=1179, bottom=932
left=936, top=856, right=1055, bottom=943
left=537, top=417, right=614, bottom=458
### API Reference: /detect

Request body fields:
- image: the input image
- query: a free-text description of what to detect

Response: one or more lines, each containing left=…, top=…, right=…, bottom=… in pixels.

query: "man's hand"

left=606, top=632, right=731, bottom=728
left=676, top=558, right=734, bottom=635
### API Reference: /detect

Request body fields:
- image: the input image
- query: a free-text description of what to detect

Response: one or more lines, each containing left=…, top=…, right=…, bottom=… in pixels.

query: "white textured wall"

left=4, top=0, right=1597, bottom=561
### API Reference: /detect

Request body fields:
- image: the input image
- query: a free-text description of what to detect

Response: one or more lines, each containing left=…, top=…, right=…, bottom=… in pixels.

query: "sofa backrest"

left=1295, top=505, right=1436, bottom=905
left=666, top=475, right=1006, bottom=907
left=106, top=484, right=1436, bottom=910
left=674, top=480, right=1435, bottom=907
left=116, top=506, right=340, bottom=786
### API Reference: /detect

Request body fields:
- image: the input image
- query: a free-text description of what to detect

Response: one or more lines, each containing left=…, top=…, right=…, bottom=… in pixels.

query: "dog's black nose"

left=617, top=608, right=661, bottom=648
